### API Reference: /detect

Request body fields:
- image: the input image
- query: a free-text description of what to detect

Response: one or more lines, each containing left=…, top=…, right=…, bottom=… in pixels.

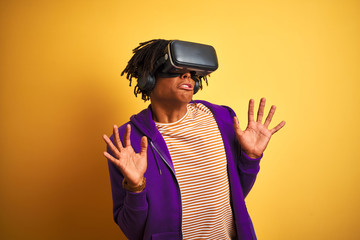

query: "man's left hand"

left=233, top=98, right=286, bottom=159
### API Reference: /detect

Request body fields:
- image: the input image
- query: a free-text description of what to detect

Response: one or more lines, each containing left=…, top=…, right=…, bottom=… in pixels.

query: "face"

left=150, top=72, right=195, bottom=105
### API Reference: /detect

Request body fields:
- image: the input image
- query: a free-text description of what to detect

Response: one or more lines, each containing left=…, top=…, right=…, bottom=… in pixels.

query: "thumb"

left=233, top=117, right=243, bottom=133
left=140, top=136, right=148, bottom=157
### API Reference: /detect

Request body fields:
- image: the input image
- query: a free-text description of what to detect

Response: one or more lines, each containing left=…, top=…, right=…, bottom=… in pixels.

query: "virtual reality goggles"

left=155, top=40, right=218, bottom=78
left=137, top=40, right=218, bottom=93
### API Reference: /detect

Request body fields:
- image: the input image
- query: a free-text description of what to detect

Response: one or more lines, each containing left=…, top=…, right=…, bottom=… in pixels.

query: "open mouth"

left=178, top=83, right=193, bottom=90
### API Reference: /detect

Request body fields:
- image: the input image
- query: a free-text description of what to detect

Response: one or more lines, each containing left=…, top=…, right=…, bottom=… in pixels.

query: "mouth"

left=178, top=83, right=193, bottom=91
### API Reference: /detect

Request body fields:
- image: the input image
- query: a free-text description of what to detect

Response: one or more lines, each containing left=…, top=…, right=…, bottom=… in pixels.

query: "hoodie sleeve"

left=106, top=125, right=148, bottom=240
left=222, top=105, right=262, bottom=198
left=236, top=151, right=262, bottom=198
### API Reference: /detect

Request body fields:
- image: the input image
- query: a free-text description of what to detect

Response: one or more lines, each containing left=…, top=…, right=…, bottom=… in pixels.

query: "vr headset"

left=138, top=40, right=218, bottom=94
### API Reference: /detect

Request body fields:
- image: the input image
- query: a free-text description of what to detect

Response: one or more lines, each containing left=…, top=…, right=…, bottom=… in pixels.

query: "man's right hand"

left=103, top=124, right=148, bottom=189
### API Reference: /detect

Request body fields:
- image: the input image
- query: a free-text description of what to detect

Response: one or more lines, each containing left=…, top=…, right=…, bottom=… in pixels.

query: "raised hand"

left=103, top=124, right=148, bottom=188
left=233, top=98, right=285, bottom=159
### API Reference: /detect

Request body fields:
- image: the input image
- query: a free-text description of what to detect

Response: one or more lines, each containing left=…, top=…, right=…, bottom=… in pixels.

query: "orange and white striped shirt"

left=156, top=103, right=236, bottom=240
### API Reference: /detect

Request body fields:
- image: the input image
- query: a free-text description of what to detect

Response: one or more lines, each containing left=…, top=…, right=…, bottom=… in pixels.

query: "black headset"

left=137, top=40, right=218, bottom=95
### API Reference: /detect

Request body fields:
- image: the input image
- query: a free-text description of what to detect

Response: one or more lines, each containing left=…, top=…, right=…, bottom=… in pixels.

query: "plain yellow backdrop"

left=1, top=0, right=359, bottom=239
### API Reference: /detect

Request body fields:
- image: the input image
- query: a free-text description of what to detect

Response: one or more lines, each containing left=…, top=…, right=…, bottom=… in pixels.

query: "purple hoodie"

left=107, top=100, right=261, bottom=240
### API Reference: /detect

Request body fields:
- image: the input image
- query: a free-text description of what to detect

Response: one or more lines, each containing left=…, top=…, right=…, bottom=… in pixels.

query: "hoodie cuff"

left=124, top=189, right=148, bottom=211
left=240, top=151, right=262, bottom=173
left=242, top=151, right=263, bottom=161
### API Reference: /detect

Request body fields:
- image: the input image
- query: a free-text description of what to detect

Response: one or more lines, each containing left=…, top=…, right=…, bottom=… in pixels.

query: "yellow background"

left=1, top=0, right=359, bottom=239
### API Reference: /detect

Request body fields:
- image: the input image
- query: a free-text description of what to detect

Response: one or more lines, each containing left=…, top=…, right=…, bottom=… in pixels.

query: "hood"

left=129, top=105, right=159, bottom=141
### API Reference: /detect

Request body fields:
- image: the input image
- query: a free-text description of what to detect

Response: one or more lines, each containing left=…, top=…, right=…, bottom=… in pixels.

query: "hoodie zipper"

left=149, top=140, right=183, bottom=239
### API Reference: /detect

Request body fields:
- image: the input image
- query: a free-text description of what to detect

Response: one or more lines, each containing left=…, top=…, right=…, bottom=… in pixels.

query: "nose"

left=180, top=72, right=191, bottom=79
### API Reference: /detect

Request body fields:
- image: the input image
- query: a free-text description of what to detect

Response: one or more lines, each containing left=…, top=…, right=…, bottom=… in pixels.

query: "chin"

left=166, top=95, right=192, bottom=106
left=151, top=90, right=193, bottom=105
left=180, top=92, right=194, bottom=103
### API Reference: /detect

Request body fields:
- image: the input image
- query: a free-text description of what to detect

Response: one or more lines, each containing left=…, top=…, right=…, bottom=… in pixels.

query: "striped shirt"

left=155, top=103, right=236, bottom=240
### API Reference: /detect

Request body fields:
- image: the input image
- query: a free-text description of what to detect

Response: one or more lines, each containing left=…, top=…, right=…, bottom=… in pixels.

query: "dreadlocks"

left=121, top=39, right=169, bottom=101
left=121, top=39, right=208, bottom=101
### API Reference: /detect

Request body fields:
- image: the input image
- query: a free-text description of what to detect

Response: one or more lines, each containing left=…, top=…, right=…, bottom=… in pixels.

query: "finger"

left=264, top=105, right=276, bottom=127
left=248, top=99, right=255, bottom=123
left=103, top=151, right=119, bottom=165
left=113, top=125, right=124, bottom=151
left=124, top=124, right=131, bottom=147
left=140, top=136, right=148, bottom=157
left=233, top=116, right=243, bottom=135
left=103, top=134, right=120, bottom=157
left=256, top=97, right=266, bottom=123
left=270, top=121, right=286, bottom=134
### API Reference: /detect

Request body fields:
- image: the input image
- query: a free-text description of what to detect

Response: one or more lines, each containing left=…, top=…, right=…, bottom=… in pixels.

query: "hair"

left=121, top=39, right=208, bottom=101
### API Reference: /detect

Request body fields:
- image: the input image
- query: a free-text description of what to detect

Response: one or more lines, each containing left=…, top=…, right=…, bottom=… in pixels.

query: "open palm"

left=103, top=124, right=147, bottom=187
left=233, top=98, right=285, bottom=159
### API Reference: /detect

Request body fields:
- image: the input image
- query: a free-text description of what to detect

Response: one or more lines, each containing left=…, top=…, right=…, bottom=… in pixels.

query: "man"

left=103, top=39, right=285, bottom=240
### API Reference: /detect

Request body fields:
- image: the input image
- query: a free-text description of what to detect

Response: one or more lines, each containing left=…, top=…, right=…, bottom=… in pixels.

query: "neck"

left=150, top=100, right=189, bottom=123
